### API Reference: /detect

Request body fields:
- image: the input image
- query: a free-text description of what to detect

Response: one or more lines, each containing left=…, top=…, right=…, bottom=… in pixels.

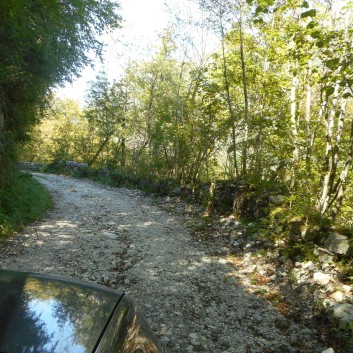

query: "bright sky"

left=56, top=0, right=170, bottom=105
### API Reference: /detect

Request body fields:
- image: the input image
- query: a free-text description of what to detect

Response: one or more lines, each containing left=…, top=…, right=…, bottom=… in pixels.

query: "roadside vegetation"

left=0, top=172, right=52, bottom=237
left=0, top=0, right=120, bottom=235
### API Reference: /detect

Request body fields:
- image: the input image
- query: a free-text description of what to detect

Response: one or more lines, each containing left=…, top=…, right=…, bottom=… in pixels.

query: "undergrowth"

left=0, top=172, right=52, bottom=237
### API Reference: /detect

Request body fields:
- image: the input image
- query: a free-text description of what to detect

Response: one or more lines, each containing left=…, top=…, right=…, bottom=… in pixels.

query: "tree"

left=21, top=98, right=89, bottom=163
left=85, top=72, right=129, bottom=167
left=0, top=0, right=121, bottom=184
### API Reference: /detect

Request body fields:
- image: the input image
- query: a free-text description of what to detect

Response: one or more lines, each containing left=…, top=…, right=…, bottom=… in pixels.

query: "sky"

left=56, top=0, right=170, bottom=105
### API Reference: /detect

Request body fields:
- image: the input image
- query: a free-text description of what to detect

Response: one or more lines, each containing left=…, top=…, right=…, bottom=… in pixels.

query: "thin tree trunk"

left=219, top=12, right=239, bottom=178
left=146, top=77, right=157, bottom=154
left=239, top=7, right=249, bottom=176
left=290, top=61, right=299, bottom=164
left=330, top=97, right=347, bottom=189
left=88, top=135, right=112, bottom=166
left=318, top=85, right=339, bottom=214
left=120, top=138, right=126, bottom=168
left=305, top=60, right=312, bottom=166
left=310, top=90, right=327, bottom=159
left=330, top=116, right=353, bottom=220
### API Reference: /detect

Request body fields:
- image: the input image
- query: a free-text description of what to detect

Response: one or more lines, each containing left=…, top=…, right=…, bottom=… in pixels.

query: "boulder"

left=77, top=162, right=88, bottom=169
left=331, top=303, right=353, bottom=328
left=324, top=233, right=350, bottom=255
left=314, top=247, right=335, bottom=263
left=65, top=160, right=78, bottom=168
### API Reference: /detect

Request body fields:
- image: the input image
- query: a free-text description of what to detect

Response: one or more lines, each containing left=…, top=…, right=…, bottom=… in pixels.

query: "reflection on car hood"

left=0, top=270, right=123, bottom=353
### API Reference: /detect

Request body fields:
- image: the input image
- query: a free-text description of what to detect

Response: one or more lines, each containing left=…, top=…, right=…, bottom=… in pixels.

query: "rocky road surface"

left=0, top=173, right=327, bottom=353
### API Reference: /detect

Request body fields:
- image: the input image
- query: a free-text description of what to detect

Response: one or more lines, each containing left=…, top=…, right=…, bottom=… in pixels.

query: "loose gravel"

left=0, top=173, right=326, bottom=353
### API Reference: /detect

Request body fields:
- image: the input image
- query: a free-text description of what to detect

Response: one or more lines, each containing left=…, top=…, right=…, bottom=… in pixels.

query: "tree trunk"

left=239, top=6, right=249, bottom=176
left=305, top=60, right=312, bottom=166
left=318, top=85, right=339, bottom=214
left=120, top=137, right=126, bottom=168
left=0, top=110, right=3, bottom=162
left=290, top=63, right=299, bottom=165
left=88, top=135, right=112, bottom=166
left=219, top=11, right=239, bottom=178
left=330, top=116, right=353, bottom=220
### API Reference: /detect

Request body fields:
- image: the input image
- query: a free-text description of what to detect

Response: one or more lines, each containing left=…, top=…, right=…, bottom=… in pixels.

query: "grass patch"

left=0, top=172, right=52, bottom=237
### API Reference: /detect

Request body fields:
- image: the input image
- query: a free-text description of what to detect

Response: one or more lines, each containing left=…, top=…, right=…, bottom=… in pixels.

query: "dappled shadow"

left=1, top=210, right=326, bottom=353
left=0, top=174, right=328, bottom=353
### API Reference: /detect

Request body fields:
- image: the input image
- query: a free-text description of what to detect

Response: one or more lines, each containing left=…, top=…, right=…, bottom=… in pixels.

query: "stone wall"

left=18, top=162, right=45, bottom=171
left=179, top=180, right=284, bottom=220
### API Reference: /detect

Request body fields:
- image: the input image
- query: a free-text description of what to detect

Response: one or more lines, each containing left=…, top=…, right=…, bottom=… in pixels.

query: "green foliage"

left=0, top=172, right=52, bottom=237
left=0, top=0, right=121, bottom=186
left=300, top=9, right=316, bottom=18
left=21, top=97, right=88, bottom=163
left=85, top=72, right=128, bottom=167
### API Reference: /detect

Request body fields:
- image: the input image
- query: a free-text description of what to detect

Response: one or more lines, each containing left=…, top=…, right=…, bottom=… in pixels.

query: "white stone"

left=303, top=261, right=314, bottom=269
left=342, top=285, right=352, bottom=293
left=189, top=333, right=198, bottom=340
left=321, top=348, right=335, bottom=353
left=313, top=272, right=331, bottom=285
left=102, top=232, right=117, bottom=239
left=270, top=274, right=278, bottom=281
left=326, top=285, right=335, bottom=294
left=258, top=269, right=267, bottom=276
left=330, top=291, right=344, bottom=302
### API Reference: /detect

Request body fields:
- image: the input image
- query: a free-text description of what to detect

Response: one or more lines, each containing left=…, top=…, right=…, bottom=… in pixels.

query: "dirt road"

left=0, top=173, right=325, bottom=353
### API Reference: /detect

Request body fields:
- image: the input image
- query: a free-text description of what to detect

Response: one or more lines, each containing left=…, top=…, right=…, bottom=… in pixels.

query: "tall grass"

left=0, top=172, right=52, bottom=237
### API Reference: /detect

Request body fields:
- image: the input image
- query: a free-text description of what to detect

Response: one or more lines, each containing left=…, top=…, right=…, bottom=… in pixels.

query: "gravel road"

left=0, top=173, right=326, bottom=353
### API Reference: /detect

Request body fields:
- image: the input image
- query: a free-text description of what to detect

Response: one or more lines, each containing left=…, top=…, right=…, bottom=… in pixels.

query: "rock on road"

left=0, top=173, right=325, bottom=353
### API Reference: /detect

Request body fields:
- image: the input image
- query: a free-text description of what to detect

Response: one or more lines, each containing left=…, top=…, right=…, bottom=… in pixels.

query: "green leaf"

left=254, top=18, right=265, bottom=24
left=255, top=6, right=263, bottom=15
left=325, top=86, right=335, bottom=97
left=307, top=20, right=318, bottom=29
left=301, top=1, right=309, bottom=8
left=325, top=58, right=340, bottom=70
left=310, top=30, right=322, bottom=39
left=301, top=9, right=317, bottom=18
left=316, top=40, right=325, bottom=48
left=342, top=92, right=353, bottom=98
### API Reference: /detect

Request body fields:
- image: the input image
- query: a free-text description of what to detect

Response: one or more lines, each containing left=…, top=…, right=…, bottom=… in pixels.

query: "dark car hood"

left=0, top=270, right=123, bottom=353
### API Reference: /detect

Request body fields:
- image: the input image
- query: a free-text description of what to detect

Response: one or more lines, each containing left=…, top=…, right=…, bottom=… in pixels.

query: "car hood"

left=0, top=270, right=123, bottom=353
